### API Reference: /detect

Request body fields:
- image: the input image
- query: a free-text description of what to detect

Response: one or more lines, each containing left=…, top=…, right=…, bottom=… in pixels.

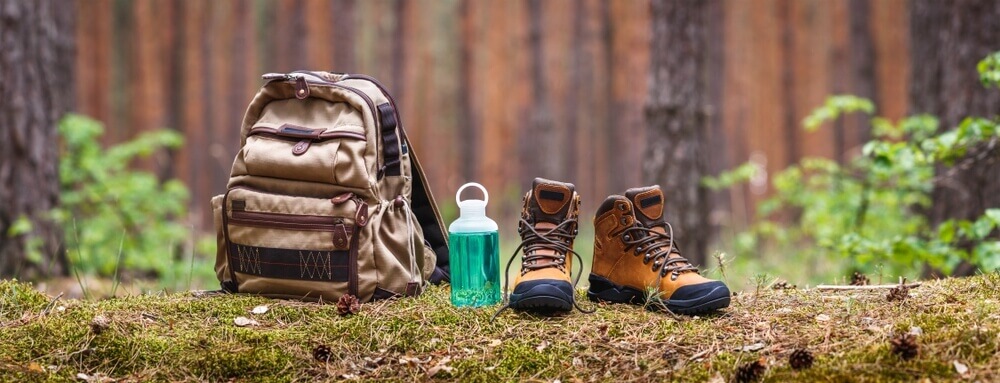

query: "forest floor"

left=1, top=273, right=998, bottom=382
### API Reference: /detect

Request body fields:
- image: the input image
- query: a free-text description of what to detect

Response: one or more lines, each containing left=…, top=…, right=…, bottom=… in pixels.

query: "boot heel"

left=587, top=274, right=644, bottom=304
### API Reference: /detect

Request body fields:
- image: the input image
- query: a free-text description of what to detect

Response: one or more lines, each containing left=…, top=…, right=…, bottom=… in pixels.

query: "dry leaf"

left=233, top=316, right=259, bottom=327
left=28, top=362, right=43, bottom=373
left=488, top=339, right=502, bottom=347
left=953, top=360, right=970, bottom=377
left=909, top=326, right=923, bottom=336
left=815, top=314, right=831, bottom=322
left=251, top=305, right=269, bottom=315
left=536, top=341, right=549, bottom=352
left=398, top=356, right=429, bottom=366
left=427, top=357, right=454, bottom=378
left=739, top=342, right=766, bottom=352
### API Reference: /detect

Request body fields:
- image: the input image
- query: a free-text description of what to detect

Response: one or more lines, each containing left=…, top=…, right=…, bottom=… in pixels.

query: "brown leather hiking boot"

left=503, top=178, right=583, bottom=314
left=588, top=185, right=730, bottom=314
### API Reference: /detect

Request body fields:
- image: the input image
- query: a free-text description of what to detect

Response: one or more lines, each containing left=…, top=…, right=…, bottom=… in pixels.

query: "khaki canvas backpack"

left=211, top=71, right=449, bottom=302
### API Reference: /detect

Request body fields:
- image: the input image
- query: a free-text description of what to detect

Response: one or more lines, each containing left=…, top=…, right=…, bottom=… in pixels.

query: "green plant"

left=705, top=52, right=1000, bottom=280
left=51, top=114, right=214, bottom=289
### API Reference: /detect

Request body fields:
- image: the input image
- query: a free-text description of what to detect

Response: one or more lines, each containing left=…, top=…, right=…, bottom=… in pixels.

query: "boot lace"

left=491, top=218, right=594, bottom=320
left=620, top=222, right=699, bottom=280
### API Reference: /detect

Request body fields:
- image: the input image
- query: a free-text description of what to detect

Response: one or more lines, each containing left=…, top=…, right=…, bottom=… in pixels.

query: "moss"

left=1, top=276, right=999, bottom=381
left=0, top=279, right=51, bottom=322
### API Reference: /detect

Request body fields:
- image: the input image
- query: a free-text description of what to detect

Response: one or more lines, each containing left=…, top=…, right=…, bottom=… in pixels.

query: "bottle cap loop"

left=456, top=182, right=489, bottom=206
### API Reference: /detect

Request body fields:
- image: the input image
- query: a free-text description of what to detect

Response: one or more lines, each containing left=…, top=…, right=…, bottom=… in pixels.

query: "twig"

left=41, top=292, right=64, bottom=315
left=815, top=283, right=922, bottom=291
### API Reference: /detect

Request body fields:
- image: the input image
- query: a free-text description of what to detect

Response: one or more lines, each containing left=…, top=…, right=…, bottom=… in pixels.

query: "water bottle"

left=448, top=182, right=500, bottom=307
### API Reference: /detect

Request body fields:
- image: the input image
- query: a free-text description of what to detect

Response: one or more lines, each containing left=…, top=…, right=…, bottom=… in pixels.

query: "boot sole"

left=508, top=279, right=574, bottom=314
left=587, top=274, right=731, bottom=315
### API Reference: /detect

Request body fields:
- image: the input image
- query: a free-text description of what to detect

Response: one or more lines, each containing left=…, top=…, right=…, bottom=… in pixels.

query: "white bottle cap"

left=456, top=182, right=488, bottom=218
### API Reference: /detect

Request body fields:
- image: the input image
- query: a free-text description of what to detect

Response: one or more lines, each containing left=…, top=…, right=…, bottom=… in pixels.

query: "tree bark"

left=644, top=0, right=717, bottom=267
left=520, top=0, right=558, bottom=184
left=0, top=0, right=75, bottom=278
left=910, top=0, right=1000, bottom=276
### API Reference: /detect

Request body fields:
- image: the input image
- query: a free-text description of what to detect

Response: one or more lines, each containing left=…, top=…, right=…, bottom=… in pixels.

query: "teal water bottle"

left=448, top=182, right=501, bottom=307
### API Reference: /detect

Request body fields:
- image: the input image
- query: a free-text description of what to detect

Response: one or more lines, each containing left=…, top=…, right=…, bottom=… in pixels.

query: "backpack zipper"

left=229, top=210, right=347, bottom=232
left=248, top=126, right=366, bottom=142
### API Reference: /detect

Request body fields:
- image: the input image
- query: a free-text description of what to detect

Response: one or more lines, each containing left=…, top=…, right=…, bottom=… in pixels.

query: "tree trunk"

left=644, top=0, right=717, bottom=267
left=910, top=0, right=1000, bottom=276
left=0, top=0, right=75, bottom=278
left=520, top=0, right=558, bottom=184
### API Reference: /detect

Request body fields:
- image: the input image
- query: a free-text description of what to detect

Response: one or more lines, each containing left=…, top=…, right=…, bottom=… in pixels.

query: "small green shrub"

left=705, top=52, right=1000, bottom=280
left=50, top=114, right=214, bottom=289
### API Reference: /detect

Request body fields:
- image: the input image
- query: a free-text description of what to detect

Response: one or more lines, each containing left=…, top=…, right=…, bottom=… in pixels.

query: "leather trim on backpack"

left=221, top=190, right=240, bottom=292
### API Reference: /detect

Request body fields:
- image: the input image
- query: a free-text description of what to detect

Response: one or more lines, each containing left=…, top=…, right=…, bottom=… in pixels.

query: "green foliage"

left=709, top=52, right=1000, bottom=279
left=52, top=114, right=211, bottom=287
left=979, top=51, right=1000, bottom=88
left=702, top=162, right=759, bottom=191
left=802, top=95, right=875, bottom=131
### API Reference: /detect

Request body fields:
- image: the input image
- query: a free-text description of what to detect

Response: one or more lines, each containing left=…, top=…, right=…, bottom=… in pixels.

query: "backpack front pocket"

left=241, top=124, right=368, bottom=188
left=222, top=187, right=368, bottom=300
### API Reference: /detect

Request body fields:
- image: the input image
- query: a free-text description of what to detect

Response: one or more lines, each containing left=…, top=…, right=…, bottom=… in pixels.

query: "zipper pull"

left=332, top=219, right=349, bottom=250
left=353, top=195, right=368, bottom=227
left=294, top=76, right=309, bottom=99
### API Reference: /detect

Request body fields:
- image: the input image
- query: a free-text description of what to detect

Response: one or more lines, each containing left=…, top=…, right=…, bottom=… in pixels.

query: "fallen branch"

left=815, top=283, right=922, bottom=291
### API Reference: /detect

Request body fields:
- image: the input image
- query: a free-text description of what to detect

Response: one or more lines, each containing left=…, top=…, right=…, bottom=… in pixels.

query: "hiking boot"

left=587, top=185, right=730, bottom=314
left=504, top=178, right=583, bottom=314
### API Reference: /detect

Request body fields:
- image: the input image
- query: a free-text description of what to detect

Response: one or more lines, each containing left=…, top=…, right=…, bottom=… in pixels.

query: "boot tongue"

left=521, top=178, right=576, bottom=268
left=528, top=178, right=576, bottom=225
left=624, top=185, right=666, bottom=228
left=624, top=185, right=692, bottom=269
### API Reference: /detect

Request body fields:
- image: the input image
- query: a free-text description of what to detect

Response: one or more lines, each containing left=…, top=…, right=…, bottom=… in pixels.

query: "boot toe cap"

left=665, top=280, right=731, bottom=314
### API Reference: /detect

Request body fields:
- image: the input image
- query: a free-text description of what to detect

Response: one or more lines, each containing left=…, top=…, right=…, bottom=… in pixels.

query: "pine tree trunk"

left=0, top=0, right=75, bottom=278
left=644, top=0, right=717, bottom=267
left=910, top=0, right=1000, bottom=276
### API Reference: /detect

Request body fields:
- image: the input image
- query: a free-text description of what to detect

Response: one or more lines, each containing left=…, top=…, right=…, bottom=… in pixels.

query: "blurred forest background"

left=2, top=0, right=998, bottom=295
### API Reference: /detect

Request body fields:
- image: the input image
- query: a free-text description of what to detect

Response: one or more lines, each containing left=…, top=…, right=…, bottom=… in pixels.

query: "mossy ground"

left=1, top=273, right=998, bottom=382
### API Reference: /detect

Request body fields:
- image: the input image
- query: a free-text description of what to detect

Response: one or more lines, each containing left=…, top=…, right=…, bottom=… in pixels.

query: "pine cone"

left=886, top=285, right=910, bottom=302
left=772, top=281, right=797, bottom=290
left=850, top=272, right=870, bottom=286
left=336, top=294, right=361, bottom=316
left=733, top=358, right=766, bottom=383
left=90, top=315, right=111, bottom=335
left=662, top=348, right=678, bottom=363
left=788, top=349, right=814, bottom=370
left=890, top=333, right=919, bottom=360
left=312, top=344, right=332, bottom=362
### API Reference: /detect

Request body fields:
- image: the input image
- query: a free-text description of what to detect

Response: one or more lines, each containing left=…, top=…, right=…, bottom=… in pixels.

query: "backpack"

left=210, top=71, right=449, bottom=302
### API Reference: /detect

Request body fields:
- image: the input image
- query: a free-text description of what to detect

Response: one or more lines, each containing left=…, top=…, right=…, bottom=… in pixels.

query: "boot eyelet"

left=617, top=203, right=627, bottom=211
left=623, top=234, right=631, bottom=241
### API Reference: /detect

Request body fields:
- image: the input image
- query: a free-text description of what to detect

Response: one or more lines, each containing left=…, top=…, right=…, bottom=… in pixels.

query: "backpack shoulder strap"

left=404, top=137, right=450, bottom=283
left=335, top=73, right=450, bottom=283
